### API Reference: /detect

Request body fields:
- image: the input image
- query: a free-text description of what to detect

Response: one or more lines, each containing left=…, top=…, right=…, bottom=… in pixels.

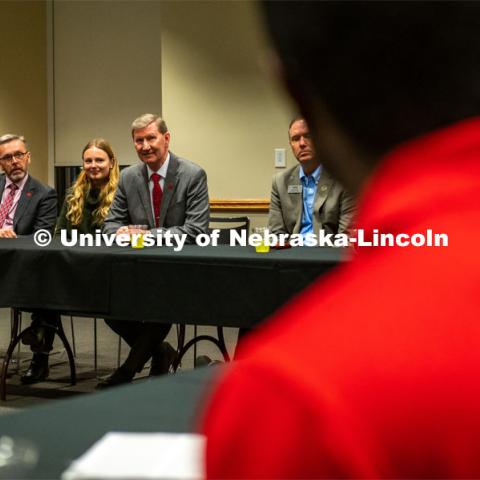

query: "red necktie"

left=0, top=184, right=18, bottom=228
left=151, top=173, right=163, bottom=227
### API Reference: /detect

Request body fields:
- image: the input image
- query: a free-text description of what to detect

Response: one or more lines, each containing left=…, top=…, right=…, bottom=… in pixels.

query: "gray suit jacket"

left=0, top=174, right=57, bottom=235
left=268, top=164, right=355, bottom=235
left=103, top=152, right=209, bottom=242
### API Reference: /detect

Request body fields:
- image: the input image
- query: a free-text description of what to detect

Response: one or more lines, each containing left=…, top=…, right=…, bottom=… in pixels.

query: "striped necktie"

left=0, top=184, right=18, bottom=228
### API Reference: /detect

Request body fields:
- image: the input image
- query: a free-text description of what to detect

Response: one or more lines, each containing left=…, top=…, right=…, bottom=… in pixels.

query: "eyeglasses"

left=0, top=151, right=29, bottom=163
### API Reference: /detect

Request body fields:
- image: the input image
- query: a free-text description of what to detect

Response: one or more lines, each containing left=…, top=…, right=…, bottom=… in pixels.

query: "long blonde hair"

left=66, top=138, right=119, bottom=226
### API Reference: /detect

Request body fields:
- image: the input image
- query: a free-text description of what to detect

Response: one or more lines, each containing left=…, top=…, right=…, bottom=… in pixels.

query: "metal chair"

left=69, top=316, right=123, bottom=376
left=0, top=308, right=76, bottom=400
left=172, top=216, right=250, bottom=370
left=209, top=216, right=251, bottom=244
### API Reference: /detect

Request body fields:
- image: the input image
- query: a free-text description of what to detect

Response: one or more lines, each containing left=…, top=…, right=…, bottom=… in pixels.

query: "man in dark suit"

left=100, top=113, right=209, bottom=388
left=0, top=134, right=58, bottom=384
left=268, top=117, right=355, bottom=236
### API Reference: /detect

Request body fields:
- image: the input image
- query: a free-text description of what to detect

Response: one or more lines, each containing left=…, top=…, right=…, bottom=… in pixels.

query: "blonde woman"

left=21, top=138, right=119, bottom=384
left=56, top=138, right=119, bottom=235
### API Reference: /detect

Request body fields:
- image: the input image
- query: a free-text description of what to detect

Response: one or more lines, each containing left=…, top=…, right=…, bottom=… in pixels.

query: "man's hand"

left=116, top=226, right=149, bottom=235
left=0, top=229, right=17, bottom=239
left=116, top=226, right=130, bottom=235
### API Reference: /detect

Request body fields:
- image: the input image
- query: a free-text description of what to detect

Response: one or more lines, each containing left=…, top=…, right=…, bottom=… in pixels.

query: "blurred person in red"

left=201, top=2, right=480, bottom=478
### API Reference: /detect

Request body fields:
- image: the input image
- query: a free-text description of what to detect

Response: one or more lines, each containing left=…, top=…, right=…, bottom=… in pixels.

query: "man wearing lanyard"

left=0, top=134, right=58, bottom=384
left=268, top=117, right=355, bottom=237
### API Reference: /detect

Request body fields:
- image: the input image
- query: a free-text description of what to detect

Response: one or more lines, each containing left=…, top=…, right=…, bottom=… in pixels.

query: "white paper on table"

left=61, top=432, right=205, bottom=480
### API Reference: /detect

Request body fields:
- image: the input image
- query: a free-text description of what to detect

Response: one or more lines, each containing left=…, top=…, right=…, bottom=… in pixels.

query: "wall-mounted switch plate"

left=275, top=148, right=286, bottom=168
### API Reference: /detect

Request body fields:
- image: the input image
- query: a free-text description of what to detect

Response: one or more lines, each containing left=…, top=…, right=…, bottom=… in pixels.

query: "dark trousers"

left=105, top=319, right=171, bottom=375
left=30, top=309, right=61, bottom=352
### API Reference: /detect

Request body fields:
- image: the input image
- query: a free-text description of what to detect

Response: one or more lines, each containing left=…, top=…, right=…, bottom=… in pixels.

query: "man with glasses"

left=0, top=134, right=56, bottom=238
left=0, top=134, right=58, bottom=384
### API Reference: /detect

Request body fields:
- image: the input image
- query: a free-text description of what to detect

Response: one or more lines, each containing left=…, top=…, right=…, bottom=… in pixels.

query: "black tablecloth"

left=0, top=368, right=216, bottom=479
left=0, top=237, right=345, bottom=327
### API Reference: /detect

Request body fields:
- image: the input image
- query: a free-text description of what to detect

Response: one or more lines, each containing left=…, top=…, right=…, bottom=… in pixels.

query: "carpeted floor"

left=0, top=308, right=238, bottom=412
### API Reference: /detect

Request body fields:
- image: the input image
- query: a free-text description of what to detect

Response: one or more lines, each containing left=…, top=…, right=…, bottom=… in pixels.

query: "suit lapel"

left=0, top=175, right=5, bottom=199
left=312, top=169, right=334, bottom=231
left=13, top=176, right=34, bottom=229
left=159, top=153, right=178, bottom=227
left=136, top=164, right=155, bottom=227
left=287, top=166, right=303, bottom=233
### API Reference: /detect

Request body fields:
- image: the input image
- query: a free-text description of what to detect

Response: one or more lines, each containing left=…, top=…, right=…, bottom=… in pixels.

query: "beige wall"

left=1, top=0, right=296, bottom=219
left=53, top=0, right=163, bottom=167
left=161, top=1, right=297, bottom=200
left=0, top=1, right=48, bottom=183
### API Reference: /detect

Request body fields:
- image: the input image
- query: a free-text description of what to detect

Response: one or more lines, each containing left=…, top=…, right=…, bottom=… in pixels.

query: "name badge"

left=288, top=185, right=303, bottom=194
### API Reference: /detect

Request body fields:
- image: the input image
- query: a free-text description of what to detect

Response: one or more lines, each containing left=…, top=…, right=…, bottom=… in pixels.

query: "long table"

left=0, top=367, right=216, bottom=479
left=0, top=237, right=345, bottom=328
left=0, top=240, right=346, bottom=476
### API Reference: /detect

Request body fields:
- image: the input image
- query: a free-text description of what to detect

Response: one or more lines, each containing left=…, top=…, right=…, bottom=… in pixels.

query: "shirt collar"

left=147, top=152, right=170, bottom=180
left=5, top=173, right=29, bottom=191
left=299, top=165, right=322, bottom=183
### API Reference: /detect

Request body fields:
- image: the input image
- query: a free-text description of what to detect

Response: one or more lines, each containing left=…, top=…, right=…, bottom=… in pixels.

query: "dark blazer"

left=103, top=152, right=209, bottom=242
left=0, top=174, right=57, bottom=235
left=268, top=164, right=355, bottom=235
